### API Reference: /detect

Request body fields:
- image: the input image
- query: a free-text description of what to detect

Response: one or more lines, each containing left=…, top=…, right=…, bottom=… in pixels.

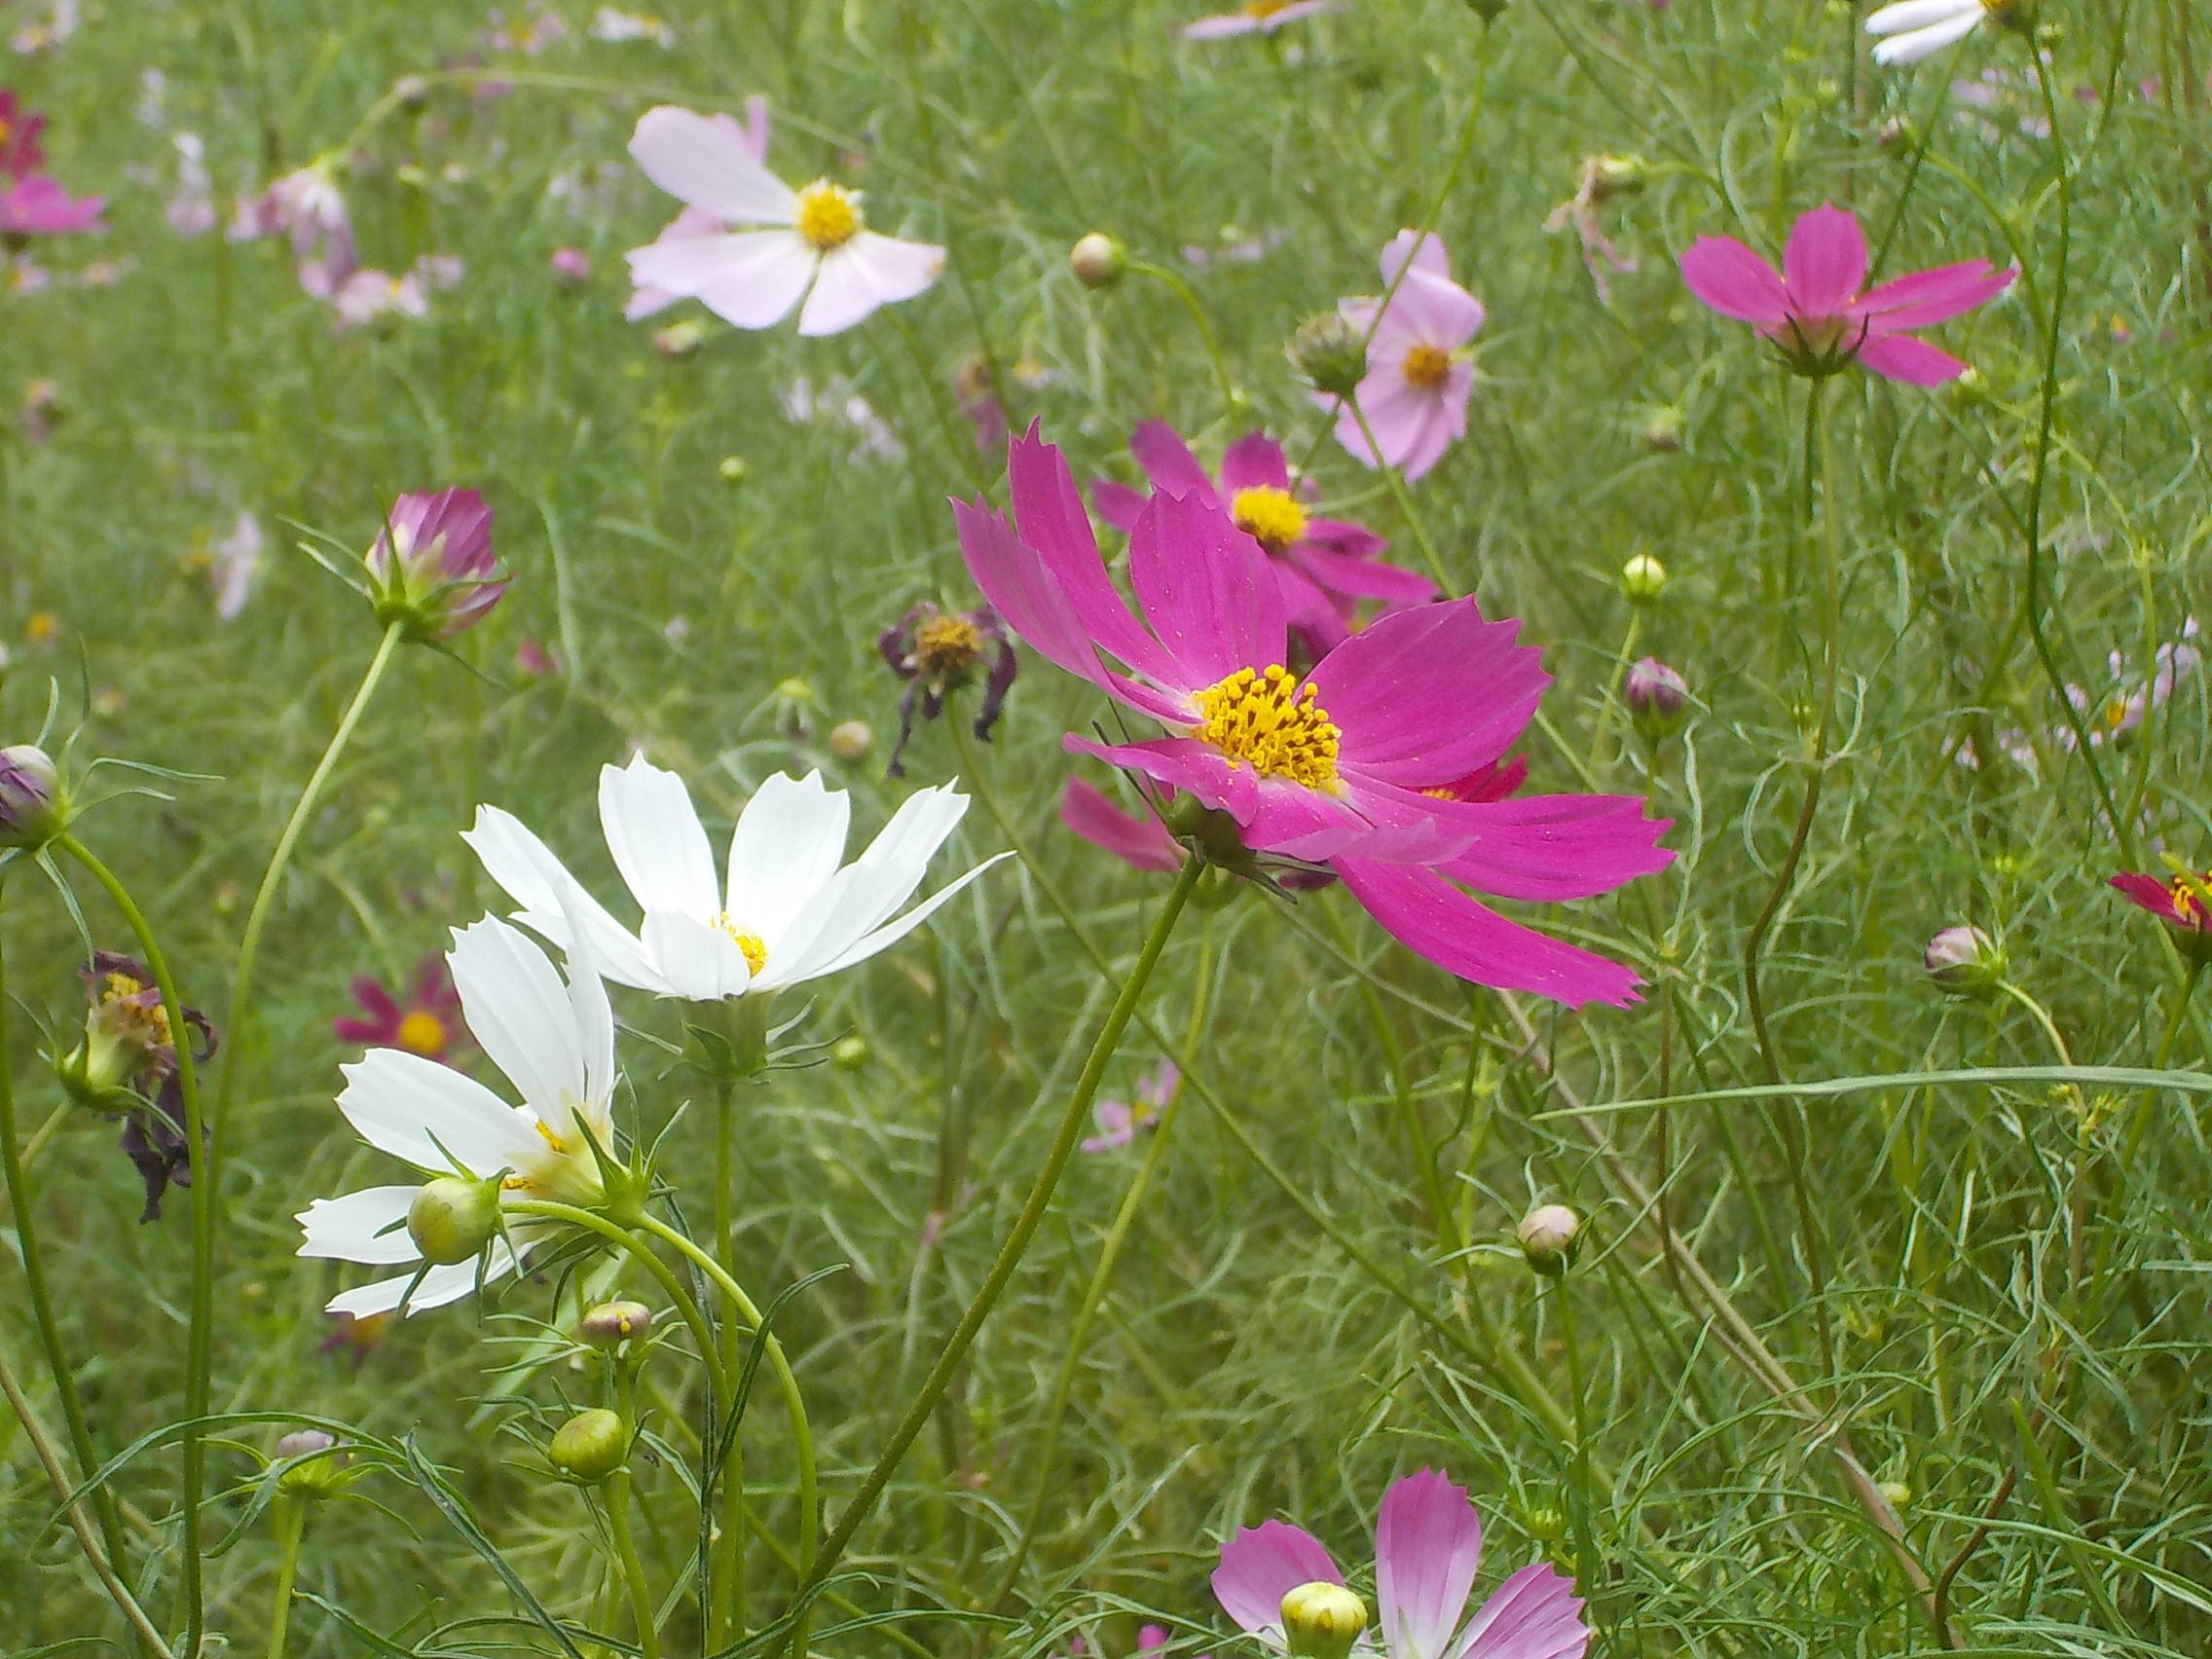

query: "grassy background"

left=3, top=0, right=2210, bottom=1651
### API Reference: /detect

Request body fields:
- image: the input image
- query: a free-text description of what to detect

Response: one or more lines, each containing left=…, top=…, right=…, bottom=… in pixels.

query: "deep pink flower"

left=1082, top=1060, right=1179, bottom=1153
left=1062, top=776, right=1181, bottom=873
left=2111, top=870, right=2212, bottom=941
left=1678, top=203, right=2014, bottom=386
left=366, top=487, right=506, bottom=640
left=0, top=91, right=48, bottom=177
left=1184, top=0, right=1334, bottom=39
left=0, top=173, right=102, bottom=236
left=626, top=98, right=769, bottom=319
left=333, top=954, right=468, bottom=1065
left=1213, top=1469, right=1589, bottom=1659
left=1328, top=231, right=1483, bottom=481
left=1093, top=423, right=1433, bottom=655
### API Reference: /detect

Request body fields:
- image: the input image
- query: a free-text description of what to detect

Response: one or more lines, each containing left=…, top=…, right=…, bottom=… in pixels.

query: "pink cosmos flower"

left=961, top=427, right=1670, bottom=1006
left=1213, top=1469, right=1589, bottom=1659
left=1093, top=423, right=1433, bottom=655
left=2111, top=870, right=2212, bottom=942
left=626, top=103, right=944, bottom=336
left=0, top=90, right=48, bottom=177
left=1062, top=776, right=1181, bottom=874
left=0, top=173, right=102, bottom=235
left=626, top=97, right=768, bottom=319
left=1677, top=203, right=2014, bottom=387
left=1184, top=0, right=1333, bottom=40
left=333, top=953, right=469, bottom=1065
left=232, top=163, right=354, bottom=296
left=366, top=487, right=506, bottom=639
left=1328, top=232, right=1484, bottom=481
left=1082, top=1060, right=1179, bottom=1153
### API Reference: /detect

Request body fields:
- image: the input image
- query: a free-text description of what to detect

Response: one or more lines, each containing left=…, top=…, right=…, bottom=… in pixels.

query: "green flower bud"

left=1878, top=1479, right=1913, bottom=1509
left=1288, top=312, right=1368, bottom=402
left=1923, top=926, right=2006, bottom=998
left=831, top=1034, right=871, bottom=1071
left=548, top=1408, right=629, bottom=1483
left=1068, top=232, right=1126, bottom=290
left=1280, top=1581, right=1368, bottom=1659
left=275, top=1430, right=352, bottom=1499
left=578, top=1301, right=654, bottom=1349
left=1516, top=1203, right=1582, bottom=1275
left=828, top=719, right=873, bottom=762
left=1620, top=552, right=1668, bottom=605
left=1525, top=1505, right=1567, bottom=1543
left=407, top=1175, right=501, bottom=1267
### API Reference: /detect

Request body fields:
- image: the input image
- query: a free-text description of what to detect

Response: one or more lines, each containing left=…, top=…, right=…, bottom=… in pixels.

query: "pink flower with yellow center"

left=0, top=173, right=102, bottom=236
left=1094, top=423, right=1433, bottom=655
left=1327, top=231, right=1485, bottom=482
left=334, top=954, right=469, bottom=1066
left=1678, top=203, right=2013, bottom=386
left=2111, top=869, right=2212, bottom=957
left=1183, top=0, right=1334, bottom=40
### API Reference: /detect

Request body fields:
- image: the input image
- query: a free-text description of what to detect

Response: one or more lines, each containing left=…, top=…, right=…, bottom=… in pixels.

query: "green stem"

left=1346, top=398, right=1450, bottom=592
left=608, top=1364, right=661, bottom=1659
left=503, top=1199, right=725, bottom=1393
left=55, top=833, right=208, bottom=1646
left=2124, top=957, right=2203, bottom=1163
left=710, top=1071, right=746, bottom=1646
left=800, top=857, right=1204, bottom=1601
left=264, top=1494, right=307, bottom=1659
left=1551, top=1276, right=1603, bottom=1631
left=1126, top=261, right=1241, bottom=419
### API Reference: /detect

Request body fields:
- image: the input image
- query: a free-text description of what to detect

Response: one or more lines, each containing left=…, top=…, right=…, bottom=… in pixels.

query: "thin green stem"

left=801, top=856, right=1205, bottom=1601
left=264, top=1494, right=307, bottom=1659
left=1125, top=260, right=1242, bottom=419
left=608, top=1362, right=661, bottom=1659
left=1551, top=1276, right=1603, bottom=1631
left=1346, top=398, right=1450, bottom=592
left=710, top=1073, right=746, bottom=1646
left=2124, top=957, right=2203, bottom=1163
left=503, top=1200, right=725, bottom=1390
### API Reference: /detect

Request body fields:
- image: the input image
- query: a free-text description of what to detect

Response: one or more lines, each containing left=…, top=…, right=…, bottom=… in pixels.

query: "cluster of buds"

left=877, top=602, right=1018, bottom=777
left=364, top=488, right=507, bottom=643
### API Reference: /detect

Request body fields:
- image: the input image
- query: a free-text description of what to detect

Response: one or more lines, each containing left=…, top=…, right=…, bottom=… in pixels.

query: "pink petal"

left=1275, top=560, right=1354, bottom=654
left=2111, top=871, right=2183, bottom=924
left=797, top=233, right=944, bottom=335
left=1334, top=859, right=1645, bottom=1008
left=1376, top=1470, right=1486, bottom=1659
left=627, top=228, right=814, bottom=328
left=1218, top=432, right=1291, bottom=495
left=1129, top=420, right=1221, bottom=503
left=1434, top=794, right=1675, bottom=902
left=1211, top=1520, right=1344, bottom=1639
left=1781, top=203, right=1869, bottom=316
left=737, top=94, right=771, bottom=163
left=1451, top=1563, right=1590, bottom=1659
left=1390, top=267, right=1486, bottom=350
left=1060, top=777, right=1182, bottom=873
left=1066, top=735, right=1261, bottom=834
left=1302, top=516, right=1389, bottom=562
left=1678, top=236, right=1790, bottom=324
left=1126, top=488, right=1287, bottom=688
left=1856, top=333, right=1968, bottom=386
left=1294, top=545, right=1436, bottom=605
left=1853, top=259, right=2013, bottom=328
left=955, top=498, right=1113, bottom=686
left=1081, top=1099, right=1137, bottom=1152
left=1091, top=478, right=1148, bottom=533
left=628, top=105, right=796, bottom=223
left=1380, top=228, right=1453, bottom=287
left=1183, top=13, right=1262, bottom=37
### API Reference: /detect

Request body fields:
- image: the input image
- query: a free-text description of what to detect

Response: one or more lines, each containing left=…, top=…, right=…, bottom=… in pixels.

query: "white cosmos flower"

left=1864, top=0, right=2001, bottom=65
left=623, top=104, right=945, bottom=336
left=296, top=912, right=616, bottom=1320
left=462, top=756, right=1008, bottom=1004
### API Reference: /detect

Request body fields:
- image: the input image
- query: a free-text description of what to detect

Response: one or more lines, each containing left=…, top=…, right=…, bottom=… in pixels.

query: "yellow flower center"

left=101, top=973, right=172, bottom=1051
left=1230, top=486, right=1309, bottom=553
left=24, top=611, right=57, bottom=643
left=915, top=613, right=983, bottom=673
left=1402, top=343, right=1453, bottom=388
left=793, top=181, right=863, bottom=252
left=396, top=1012, right=447, bottom=1056
left=1240, top=0, right=1294, bottom=15
left=2169, top=873, right=2212, bottom=928
left=0, top=118, right=12, bottom=146
left=714, top=914, right=770, bottom=977
left=1191, top=664, right=1343, bottom=792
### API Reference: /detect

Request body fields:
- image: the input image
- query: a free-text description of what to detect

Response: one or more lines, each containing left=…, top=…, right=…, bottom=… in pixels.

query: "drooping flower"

left=1183, top=0, right=1334, bottom=40
left=1212, top=1469, right=1589, bottom=1659
left=57, top=952, right=217, bottom=1223
left=1865, top=0, right=2021, bottom=66
left=1061, top=776, right=1181, bottom=874
left=626, top=98, right=768, bottom=319
left=464, top=756, right=1008, bottom=1004
left=1082, top=1060, right=1178, bottom=1153
left=2111, top=869, right=2212, bottom=960
left=0, top=90, right=48, bottom=177
left=1093, top=424, right=1433, bottom=656
left=877, top=602, right=1018, bottom=777
left=334, top=953, right=469, bottom=1065
left=1678, top=203, right=2014, bottom=387
left=1326, top=232, right=1483, bottom=482
left=0, top=173, right=102, bottom=236
left=962, top=428, right=1669, bottom=1006
left=298, top=915, right=614, bottom=1319
left=364, top=487, right=507, bottom=641
left=625, top=104, right=944, bottom=336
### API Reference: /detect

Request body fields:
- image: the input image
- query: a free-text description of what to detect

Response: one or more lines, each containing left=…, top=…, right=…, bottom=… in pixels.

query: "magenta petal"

left=1302, top=516, right=1389, bottom=561
left=1376, top=1471, right=1486, bottom=1659
left=2111, top=871, right=2182, bottom=924
left=1781, top=203, right=1869, bottom=317
left=1061, top=777, right=1182, bottom=873
left=1294, top=545, right=1435, bottom=605
left=1274, top=561, right=1353, bottom=654
left=1211, top=1520, right=1344, bottom=1639
left=1334, top=859, right=1644, bottom=1008
left=955, top=498, right=1113, bottom=685
left=1218, top=431, right=1291, bottom=495
left=1451, top=1563, right=1591, bottom=1659
left=1678, top=236, right=1790, bottom=324
left=1854, top=260, right=2014, bottom=328
left=1126, top=488, right=1287, bottom=687
left=1091, top=477, right=1149, bottom=533
left=1856, top=333, right=1968, bottom=386
left=1066, top=735, right=1260, bottom=828
left=1434, top=794, right=1675, bottom=902
left=1128, top=419, right=1221, bottom=504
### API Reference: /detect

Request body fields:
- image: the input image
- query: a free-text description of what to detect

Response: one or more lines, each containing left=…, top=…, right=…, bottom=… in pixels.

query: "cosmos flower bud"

left=718, top=454, right=750, bottom=486
left=275, top=1430, right=352, bottom=1498
left=1068, top=231, right=1126, bottom=290
left=1620, top=552, right=1668, bottom=605
left=1589, top=153, right=1646, bottom=199
left=548, top=245, right=591, bottom=286
left=1279, top=1581, right=1368, bottom=1659
left=1288, top=311, right=1368, bottom=402
left=652, top=318, right=705, bottom=358
left=548, top=1408, right=628, bottom=1483
left=1923, top=925, right=2005, bottom=998
left=578, top=1301, right=654, bottom=1349
left=831, top=1034, right=870, bottom=1071
left=1639, top=407, right=1683, bottom=453
left=1624, top=658, right=1689, bottom=742
left=406, top=1174, right=502, bottom=1266
left=828, top=719, right=873, bottom=762
left=1525, top=1505, right=1566, bottom=1542
left=1516, top=1203, right=1582, bottom=1275
left=0, top=743, right=65, bottom=849
left=1878, top=1479, right=1913, bottom=1509
left=365, top=488, right=506, bottom=643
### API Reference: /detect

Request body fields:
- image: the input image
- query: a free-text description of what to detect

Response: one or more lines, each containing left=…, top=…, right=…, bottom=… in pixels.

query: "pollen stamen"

left=1191, top=665, right=1344, bottom=793
left=1230, top=486, right=1309, bottom=553
left=793, top=181, right=863, bottom=252
left=714, top=913, right=770, bottom=977
left=1401, top=343, right=1453, bottom=388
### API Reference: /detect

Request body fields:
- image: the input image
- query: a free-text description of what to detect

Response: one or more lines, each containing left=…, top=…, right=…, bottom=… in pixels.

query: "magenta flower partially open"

left=2112, top=869, right=2212, bottom=949
left=1328, top=232, right=1483, bottom=481
left=1094, top=423, right=1433, bottom=655
left=1213, top=1470, right=1589, bottom=1659
left=0, top=92, right=49, bottom=178
left=366, top=488, right=506, bottom=641
left=1679, top=203, right=2013, bottom=386
left=0, top=174, right=103, bottom=237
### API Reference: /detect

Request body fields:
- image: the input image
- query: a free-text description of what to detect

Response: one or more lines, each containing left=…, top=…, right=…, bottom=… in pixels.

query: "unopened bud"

left=831, top=1034, right=871, bottom=1071
left=1288, top=311, right=1368, bottom=402
left=275, top=1430, right=351, bottom=1498
left=578, top=1301, right=654, bottom=1349
left=0, top=744, right=66, bottom=849
left=652, top=319, right=705, bottom=359
left=407, top=1175, right=501, bottom=1266
left=1878, top=1480, right=1913, bottom=1509
left=1280, top=1581, right=1368, bottom=1659
left=1923, top=925, right=2005, bottom=998
left=1620, top=552, right=1668, bottom=605
left=718, top=454, right=749, bottom=486
left=1624, top=658, right=1689, bottom=742
left=1947, top=365, right=1987, bottom=407
left=1516, top=1203, right=1582, bottom=1275
left=1639, top=407, right=1683, bottom=453
left=828, top=719, right=873, bottom=762
left=1590, top=153, right=1646, bottom=199
left=548, top=246, right=591, bottom=287
left=548, top=1408, right=628, bottom=1483
left=1068, top=232, right=1126, bottom=290
left=1525, top=1505, right=1567, bottom=1543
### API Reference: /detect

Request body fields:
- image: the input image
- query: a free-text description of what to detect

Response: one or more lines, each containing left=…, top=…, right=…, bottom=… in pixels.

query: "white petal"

left=1864, top=0, right=1975, bottom=32
left=555, top=882, right=617, bottom=1123
left=449, top=918, right=584, bottom=1129
left=627, top=230, right=815, bottom=330
left=726, top=771, right=850, bottom=944
left=639, top=909, right=756, bottom=1000
left=599, top=755, right=721, bottom=921
left=337, top=1049, right=533, bottom=1177
left=462, top=806, right=667, bottom=991
left=795, top=233, right=945, bottom=336
left=324, top=1244, right=520, bottom=1321
left=757, top=786, right=974, bottom=984
left=628, top=105, right=796, bottom=224
left=297, top=1186, right=420, bottom=1265
left=1870, top=7, right=1984, bottom=61
left=796, top=852, right=1013, bottom=983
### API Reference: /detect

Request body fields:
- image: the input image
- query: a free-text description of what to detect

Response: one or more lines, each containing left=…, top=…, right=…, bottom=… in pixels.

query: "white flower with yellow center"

left=623, top=104, right=945, bottom=336
left=1864, top=0, right=2013, bottom=65
left=297, top=911, right=617, bottom=1320
left=463, top=756, right=1007, bottom=1004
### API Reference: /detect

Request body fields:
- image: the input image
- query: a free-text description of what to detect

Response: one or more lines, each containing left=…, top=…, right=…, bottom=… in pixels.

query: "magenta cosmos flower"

left=0, top=91, right=48, bottom=178
left=2111, top=869, right=2212, bottom=956
left=1678, top=203, right=2014, bottom=386
left=0, top=174, right=102, bottom=237
left=1329, top=232, right=1483, bottom=482
left=626, top=104, right=944, bottom=336
left=1094, top=423, right=1433, bottom=655
left=1184, top=0, right=1334, bottom=39
left=1214, top=1469, right=1588, bottom=1659
left=963, top=428, right=1670, bottom=1007
left=365, top=487, right=506, bottom=641
left=333, top=953, right=468, bottom=1065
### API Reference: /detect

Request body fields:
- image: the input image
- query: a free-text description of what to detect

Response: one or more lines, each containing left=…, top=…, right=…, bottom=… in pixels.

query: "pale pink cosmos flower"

left=232, top=163, right=355, bottom=296
left=626, top=98, right=768, bottom=319
left=1328, top=232, right=1484, bottom=482
left=1184, top=0, right=1333, bottom=40
left=1213, top=1469, right=1589, bottom=1659
left=166, top=132, right=216, bottom=236
left=329, top=254, right=461, bottom=331
left=0, top=174, right=102, bottom=235
left=1093, top=423, right=1433, bottom=655
left=626, top=104, right=944, bottom=336
left=1082, top=1060, right=1179, bottom=1153
left=1678, top=203, right=2013, bottom=386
